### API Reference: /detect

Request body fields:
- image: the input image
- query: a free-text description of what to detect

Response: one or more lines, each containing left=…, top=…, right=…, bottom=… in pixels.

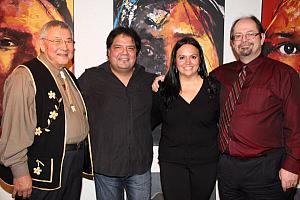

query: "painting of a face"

left=263, top=0, right=300, bottom=73
left=0, top=0, right=73, bottom=125
left=114, top=0, right=224, bottom=74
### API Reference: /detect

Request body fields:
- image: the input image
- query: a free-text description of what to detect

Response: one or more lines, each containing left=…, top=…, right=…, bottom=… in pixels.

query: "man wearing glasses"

left=0, top=20, right=92, bottom=200
left=212, top=16, right=300, bottom=199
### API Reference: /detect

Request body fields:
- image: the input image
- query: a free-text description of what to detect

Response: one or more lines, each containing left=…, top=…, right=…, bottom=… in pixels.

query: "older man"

left=0, top=20, right=92, bottom=200
left=212, top=16, right=300, bottom=200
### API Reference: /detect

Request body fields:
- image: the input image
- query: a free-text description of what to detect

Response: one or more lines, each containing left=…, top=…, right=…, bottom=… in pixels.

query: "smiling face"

left=107, top=34, right=137, bottom=75
left=40, top=26, right=74, bottom=69
left=265, top=0, right=300, bottom=73
left=176, top=44, right=200, bottom=78
left=231, top=18, right=265, bottom=63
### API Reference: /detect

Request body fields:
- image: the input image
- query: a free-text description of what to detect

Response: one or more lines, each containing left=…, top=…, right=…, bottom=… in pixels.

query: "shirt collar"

left=38, top=53, right=64, bottom=77
left=237, top=54, right=264, bottom=73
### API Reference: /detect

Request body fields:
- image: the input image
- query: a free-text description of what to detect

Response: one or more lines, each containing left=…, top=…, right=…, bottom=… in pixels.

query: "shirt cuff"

left=10, top=162, right=30, bottom=179
left=282, top=156, right=300, bottom=175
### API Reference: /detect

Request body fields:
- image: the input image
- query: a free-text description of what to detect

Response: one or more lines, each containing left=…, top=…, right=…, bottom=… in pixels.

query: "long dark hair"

left=159, top=37, right=210, bottom=107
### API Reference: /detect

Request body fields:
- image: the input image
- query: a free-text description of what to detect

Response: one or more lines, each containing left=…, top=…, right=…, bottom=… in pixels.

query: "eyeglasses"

left=232, top=32, right=260, bottom=41
left=42, top=38, right=74, bottom=46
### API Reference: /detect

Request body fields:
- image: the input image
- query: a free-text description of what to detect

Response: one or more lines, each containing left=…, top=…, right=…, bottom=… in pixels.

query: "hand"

left=13, top=175, right=32, bottom=199
left=152, top=75, right=165, bottom=92
left=279, top=168, right=299, bottom=192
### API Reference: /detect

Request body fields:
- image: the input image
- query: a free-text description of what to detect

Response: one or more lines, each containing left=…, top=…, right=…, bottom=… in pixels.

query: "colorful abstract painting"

left=262, top=0, right=300, bottom=74
left=114, top=0, right=224, bottom=75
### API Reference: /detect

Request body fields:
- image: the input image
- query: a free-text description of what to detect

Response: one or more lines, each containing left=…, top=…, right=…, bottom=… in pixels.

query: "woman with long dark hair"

left=152, top=37, right=220, bottom=200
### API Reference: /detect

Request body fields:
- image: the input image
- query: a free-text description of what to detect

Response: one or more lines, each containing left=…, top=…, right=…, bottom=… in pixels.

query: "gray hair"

left=39, top=20, right=73, bottom=39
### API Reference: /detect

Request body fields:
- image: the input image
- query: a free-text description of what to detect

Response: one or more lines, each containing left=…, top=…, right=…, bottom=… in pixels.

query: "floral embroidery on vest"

left=35, top=91, right=62, bottom=136
left=33, top=160, right=45, bottom=175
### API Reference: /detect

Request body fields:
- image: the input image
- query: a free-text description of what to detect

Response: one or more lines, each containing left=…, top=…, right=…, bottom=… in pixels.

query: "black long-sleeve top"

left=79, top=61, right=155, bottom=176
left=151, top=78, right=220, bottom=164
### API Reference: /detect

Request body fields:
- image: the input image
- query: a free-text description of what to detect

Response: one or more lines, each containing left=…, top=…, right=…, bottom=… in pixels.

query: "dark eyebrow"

left=268, top=31, right=293, bottom=39
left=0, top=27, right=33, bottom=41
left=52, top=36, right=73, bottom=40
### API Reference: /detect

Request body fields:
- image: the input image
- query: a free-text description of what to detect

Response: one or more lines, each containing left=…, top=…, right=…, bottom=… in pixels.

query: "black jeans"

left=218, top=149, right=296, bottom=200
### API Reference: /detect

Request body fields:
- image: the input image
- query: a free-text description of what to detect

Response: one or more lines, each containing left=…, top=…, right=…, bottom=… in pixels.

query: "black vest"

left=26, top=58, right=66, bottom=189
left=0, top=58, right=93, bottom=189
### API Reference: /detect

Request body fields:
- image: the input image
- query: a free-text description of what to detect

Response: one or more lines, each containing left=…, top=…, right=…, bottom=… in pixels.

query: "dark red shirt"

left=212, top=55, right=300, bottom=175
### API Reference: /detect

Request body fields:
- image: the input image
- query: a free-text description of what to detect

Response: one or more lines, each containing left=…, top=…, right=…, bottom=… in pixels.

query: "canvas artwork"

left=262, top=0, right=300, bottom=74
left=113, top=0, right=224, bottom=75
left=262, top=1, right=300, bottom=196
left=0, top=0, right=74, bottom=135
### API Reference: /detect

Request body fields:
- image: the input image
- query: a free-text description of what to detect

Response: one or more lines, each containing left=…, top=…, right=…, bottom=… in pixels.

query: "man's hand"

left=279, top=168, right=299, bottom=191
left=152, top=75, right=165, bottom=92
left=13, top=175, right=32, bottom=199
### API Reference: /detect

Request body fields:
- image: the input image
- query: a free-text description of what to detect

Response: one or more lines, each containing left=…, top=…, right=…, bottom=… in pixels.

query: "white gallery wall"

left=74, top=1, right=113, bottom=76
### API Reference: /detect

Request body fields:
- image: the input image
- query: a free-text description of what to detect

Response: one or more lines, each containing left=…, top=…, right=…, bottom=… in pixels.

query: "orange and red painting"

left=0, top=0, right=74, bottom=135
left=114, top=0, right=224, bottom=75
left=262, top=0, right=300, bottom=74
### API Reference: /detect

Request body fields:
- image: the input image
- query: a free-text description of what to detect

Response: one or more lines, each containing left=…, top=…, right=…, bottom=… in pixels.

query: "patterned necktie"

left=219, top=66, right=247, bottom=153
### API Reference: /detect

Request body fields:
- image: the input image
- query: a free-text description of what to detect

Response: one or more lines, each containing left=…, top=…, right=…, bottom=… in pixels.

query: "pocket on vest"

left=28, top=157, right=54, bottom=183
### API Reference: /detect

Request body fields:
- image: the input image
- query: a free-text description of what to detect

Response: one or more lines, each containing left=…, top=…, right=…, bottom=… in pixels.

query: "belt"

left=222, top=148, right=284, bottom=160
left=65, top=141, right=84, bottom=151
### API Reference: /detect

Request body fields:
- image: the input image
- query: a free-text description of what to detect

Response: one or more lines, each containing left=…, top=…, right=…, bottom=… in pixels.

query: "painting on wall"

left=0, top=0, right=74, bottom=135
left=113, top=0, right=225, bottom=75
left=262, top=0, right=300, bottom=74
left=262, top=1, right=300, bottom=196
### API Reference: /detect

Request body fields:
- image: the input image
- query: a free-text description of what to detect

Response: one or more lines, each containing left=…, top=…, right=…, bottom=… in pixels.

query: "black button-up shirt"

left=79, top=61, right=155, bottom=176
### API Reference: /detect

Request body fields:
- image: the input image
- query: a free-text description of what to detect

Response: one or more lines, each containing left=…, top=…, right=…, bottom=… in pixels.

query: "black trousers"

left=159, top=161, right=217, bottom=200
left=218, top=149, right=296, bottom=200
left=27, top=148, right=84, bottom=200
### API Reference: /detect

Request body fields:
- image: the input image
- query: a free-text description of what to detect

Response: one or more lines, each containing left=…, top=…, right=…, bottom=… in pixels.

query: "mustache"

left=118, top=56, right=129, bottom=59
left=238, top=41, right=253, bottom=48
